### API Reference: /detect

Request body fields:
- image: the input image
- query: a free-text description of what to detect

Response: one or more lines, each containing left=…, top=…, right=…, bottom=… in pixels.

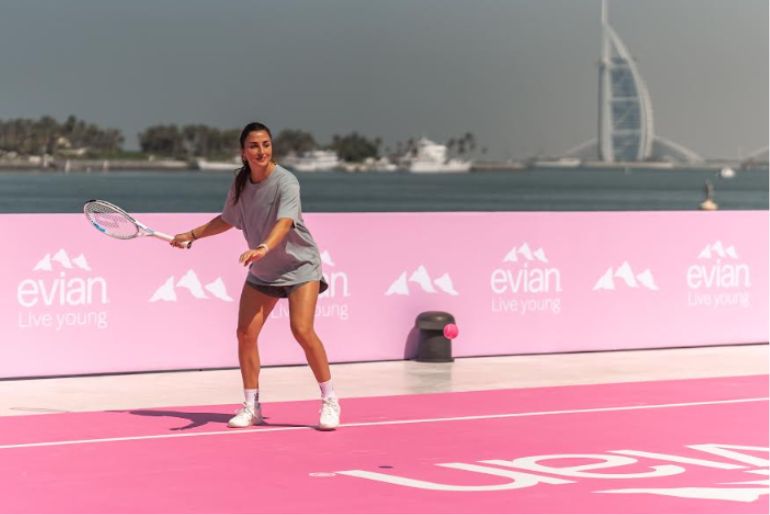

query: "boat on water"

left=532, top=157, right=581, bottom=168
left=282, top=150, right=340, bottom=172
left=402, top=138, right=471, bottom=173
left=194, top=157, right=241, bottom=171
left=340, top=156, right=398, bottom=173
left=720, top=167, right=736, bottom=179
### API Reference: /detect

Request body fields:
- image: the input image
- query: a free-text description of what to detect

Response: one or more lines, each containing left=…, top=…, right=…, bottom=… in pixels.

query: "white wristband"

left=256, top=243, right=269, bottom=253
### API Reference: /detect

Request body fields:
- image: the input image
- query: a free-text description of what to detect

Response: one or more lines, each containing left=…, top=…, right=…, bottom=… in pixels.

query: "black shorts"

left=245, top=279, right=329, bottom=298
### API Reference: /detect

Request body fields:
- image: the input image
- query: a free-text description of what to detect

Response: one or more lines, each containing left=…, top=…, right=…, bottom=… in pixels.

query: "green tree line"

left=138, top=125, right=242, bottom=160
left=0, top=116, right=123, bottom=156
left=139, top=126, right=388, bottom=162
left=273, top=129, right=385, bottom=162
left=0, top=116, right=480, bottom=163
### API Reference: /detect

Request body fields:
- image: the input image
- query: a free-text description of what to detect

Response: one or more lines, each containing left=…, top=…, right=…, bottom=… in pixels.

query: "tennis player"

left=170, top=122, right=340, bottom=430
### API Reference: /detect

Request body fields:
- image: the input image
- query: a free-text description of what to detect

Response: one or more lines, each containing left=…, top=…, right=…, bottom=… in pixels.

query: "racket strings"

left=85, top=203, right=139, bottom=239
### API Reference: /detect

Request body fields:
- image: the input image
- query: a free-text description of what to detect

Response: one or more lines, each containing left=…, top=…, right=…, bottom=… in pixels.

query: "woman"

left=171, top=122, right=340, bottom=430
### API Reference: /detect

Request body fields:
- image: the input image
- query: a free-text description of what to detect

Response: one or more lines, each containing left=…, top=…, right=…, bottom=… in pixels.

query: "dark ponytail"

left=233, top=122, right=273, bottom=205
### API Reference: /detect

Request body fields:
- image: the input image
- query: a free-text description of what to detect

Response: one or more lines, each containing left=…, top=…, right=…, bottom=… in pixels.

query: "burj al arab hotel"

left=569, top=1, right=702, bottom=163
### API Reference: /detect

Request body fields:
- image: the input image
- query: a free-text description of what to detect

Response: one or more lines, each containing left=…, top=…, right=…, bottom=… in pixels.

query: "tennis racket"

left=83, top=199, right=191, bottom=248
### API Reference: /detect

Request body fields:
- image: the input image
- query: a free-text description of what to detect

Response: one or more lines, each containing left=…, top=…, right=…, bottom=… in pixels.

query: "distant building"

left=568, top=0, right=702, bottom=164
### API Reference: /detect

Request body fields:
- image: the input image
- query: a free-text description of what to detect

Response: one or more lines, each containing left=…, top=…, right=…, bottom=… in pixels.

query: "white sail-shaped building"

left=598, top=0, right=654, bottom=162
left=569, top=0, right=702, bottom=164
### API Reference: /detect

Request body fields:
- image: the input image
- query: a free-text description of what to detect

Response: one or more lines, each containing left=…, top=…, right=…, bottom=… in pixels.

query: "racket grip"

left=154, top=231, right=192, bottom=249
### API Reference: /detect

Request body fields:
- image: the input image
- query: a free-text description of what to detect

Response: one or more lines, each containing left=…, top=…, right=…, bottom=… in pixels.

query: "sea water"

left=0, top=167, right=766, bottom=213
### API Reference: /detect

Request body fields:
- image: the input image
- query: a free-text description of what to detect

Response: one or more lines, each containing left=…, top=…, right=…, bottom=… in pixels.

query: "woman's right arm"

left=171, top=215, right=233, bottom=248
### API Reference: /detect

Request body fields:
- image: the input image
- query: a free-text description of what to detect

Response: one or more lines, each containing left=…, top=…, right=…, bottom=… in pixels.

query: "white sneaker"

left=319, top=397, right=341, bottom=430
left=228, top=403, right=262, bottom=428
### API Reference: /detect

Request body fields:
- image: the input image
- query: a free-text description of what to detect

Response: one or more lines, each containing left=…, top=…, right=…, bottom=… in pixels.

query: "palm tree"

left=274, top=129, right=317, bottom=157
left=466, top=132, right=477, bottom=153
left=447, top=138, right=456, bottom=156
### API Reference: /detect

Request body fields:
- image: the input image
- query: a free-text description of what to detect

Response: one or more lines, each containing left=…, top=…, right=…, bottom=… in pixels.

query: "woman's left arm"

left=239, top=218, right=294, bottom=266
left=260, top=218, right=294, bottom=251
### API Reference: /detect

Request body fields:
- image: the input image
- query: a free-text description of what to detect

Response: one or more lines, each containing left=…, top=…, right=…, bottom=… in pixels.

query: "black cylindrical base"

left=415, top=331, right=454, bottom=362
left=414, top=311, right=455, bottom=363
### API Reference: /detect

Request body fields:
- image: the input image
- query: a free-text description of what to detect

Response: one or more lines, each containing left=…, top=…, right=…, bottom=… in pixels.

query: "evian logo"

left=491, top=243, right=561, bottom=294
left=490, top=243, right=562, bottom=315
left=18, top=249, right=107, bottom=307
left=150, top=270, right=232, bottom=302
left=385, top=265, right=458, bottom=296
left=329, top=443, right=768, bottom=502
left=688, top=241, right=749, bottom=289
left=17, top=249, right=109, bottom=330
left=687, top=241, right=750, bottom=308
left=593, top=262, right=658, bottom=291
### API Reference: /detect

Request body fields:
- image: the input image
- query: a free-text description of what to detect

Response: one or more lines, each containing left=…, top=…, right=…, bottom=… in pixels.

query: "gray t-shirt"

left=221, top=165, right=324, bottom=287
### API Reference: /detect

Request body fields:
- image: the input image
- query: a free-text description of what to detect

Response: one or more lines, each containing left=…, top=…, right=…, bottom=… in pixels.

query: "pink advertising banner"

left=1, top=211, right=767, bottom=378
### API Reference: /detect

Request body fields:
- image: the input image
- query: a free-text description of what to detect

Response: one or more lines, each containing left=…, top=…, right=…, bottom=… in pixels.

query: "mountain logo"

left=386, top=265, right=458, bottom=296
left=320, top=250, right=335, bottom=267
left=697, top=241, right=739, bottom=260
left=33, top=249, right=92, bottom=272
left=593, top=261, right=658, bottom=291
left=318, top=249, right=351, bottom=299
left=503, top=243, right=549, bottom=264
left=149, top=270, right=233, bottom=302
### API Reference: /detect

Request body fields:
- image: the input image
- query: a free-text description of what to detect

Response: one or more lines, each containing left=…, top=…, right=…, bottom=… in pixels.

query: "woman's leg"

left=288, top=281, right=331, bottom=382
left=237, top=282, right=279, bottom=389
left=288, top=281, right=340, bottom=429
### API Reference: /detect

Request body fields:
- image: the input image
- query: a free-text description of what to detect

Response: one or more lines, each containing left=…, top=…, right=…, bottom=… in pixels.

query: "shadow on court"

left=120, top=409, right=316, bottom=431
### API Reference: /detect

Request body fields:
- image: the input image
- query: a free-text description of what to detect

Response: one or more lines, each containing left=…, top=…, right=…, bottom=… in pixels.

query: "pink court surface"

left=0, top=371, right=767, bottom=514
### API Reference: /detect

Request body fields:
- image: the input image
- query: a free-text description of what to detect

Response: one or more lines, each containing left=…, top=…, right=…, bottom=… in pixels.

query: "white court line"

left=0, top=397, right=766, bottom=451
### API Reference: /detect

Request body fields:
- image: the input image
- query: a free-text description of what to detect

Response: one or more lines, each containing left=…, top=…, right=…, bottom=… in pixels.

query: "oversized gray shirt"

left=221, top=165, right=324, bottom=286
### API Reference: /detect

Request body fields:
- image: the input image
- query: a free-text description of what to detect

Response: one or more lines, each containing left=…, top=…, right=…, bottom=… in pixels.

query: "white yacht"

left=532, top=157, right=582, bottom=168
left=282, top=150, right=340, bottom=172
left=340, top=156, right=398, bottom=173
left=720, top=167, right=736, bottom=179
left=403, top=138, right=471, bottom=173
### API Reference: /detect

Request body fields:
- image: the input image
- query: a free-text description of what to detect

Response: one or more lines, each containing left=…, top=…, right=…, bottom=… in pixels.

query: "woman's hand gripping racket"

left=83, top=199, right=192, bottom=248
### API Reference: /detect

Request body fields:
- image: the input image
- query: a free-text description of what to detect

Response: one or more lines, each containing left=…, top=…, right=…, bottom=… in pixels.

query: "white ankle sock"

left=244, top=389, right=259, bottom=408
left=319, top=380, right=336, bottom=400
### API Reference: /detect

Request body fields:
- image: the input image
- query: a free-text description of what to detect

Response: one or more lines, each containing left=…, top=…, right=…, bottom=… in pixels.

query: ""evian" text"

left=490, top=265, right=562, bottom=294
left=687, top=262, right=750, bottom=289
left=17, top=272, right=108, bottom=308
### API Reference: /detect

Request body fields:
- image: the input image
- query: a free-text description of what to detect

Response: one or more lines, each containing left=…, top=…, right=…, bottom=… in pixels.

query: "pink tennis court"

left=1, top=372, right=766, bottom=514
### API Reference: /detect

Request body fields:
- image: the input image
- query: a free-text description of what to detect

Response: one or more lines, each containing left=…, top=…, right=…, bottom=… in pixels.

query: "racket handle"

left=153, top=231, right=192, bottom=249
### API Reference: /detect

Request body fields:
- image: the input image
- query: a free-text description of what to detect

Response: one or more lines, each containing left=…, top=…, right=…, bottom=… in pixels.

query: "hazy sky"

left=0, top=0, right=767, bottom=160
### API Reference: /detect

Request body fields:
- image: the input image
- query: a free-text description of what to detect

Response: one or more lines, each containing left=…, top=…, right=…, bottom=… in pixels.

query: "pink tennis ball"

left=443, top=323, right=459, bottom=340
